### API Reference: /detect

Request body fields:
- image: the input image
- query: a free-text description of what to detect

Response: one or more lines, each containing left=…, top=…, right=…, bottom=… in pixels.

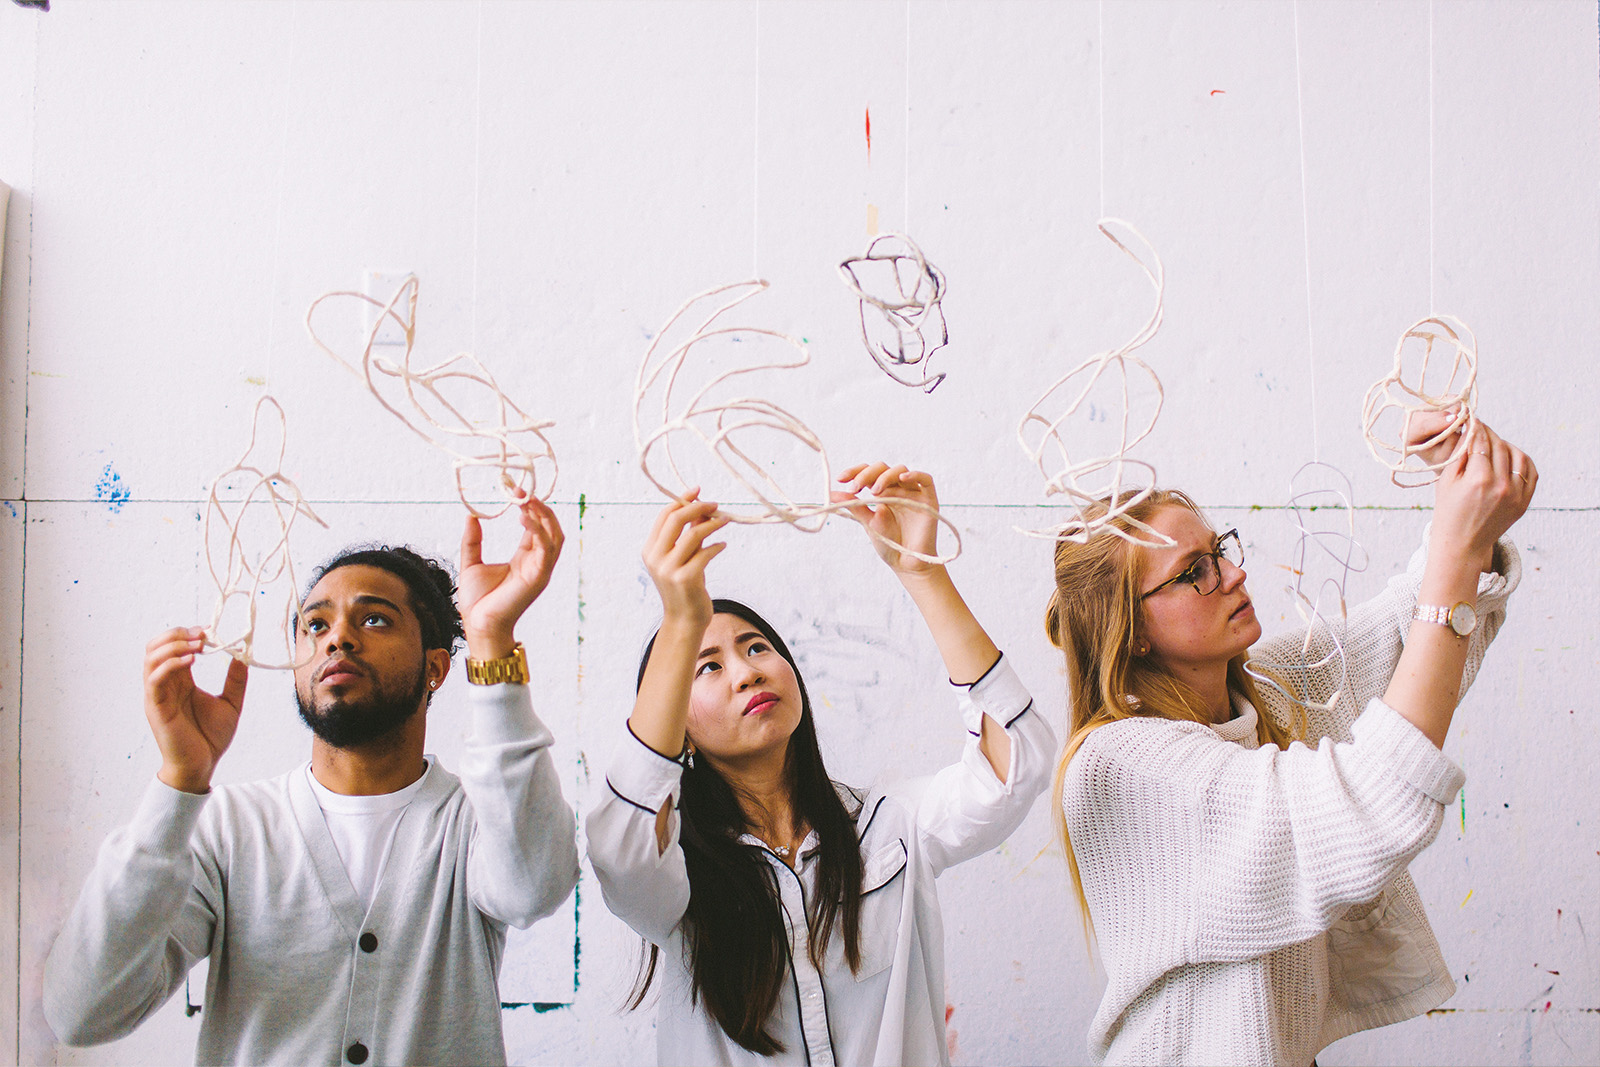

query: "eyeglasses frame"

left=1139, top=528, right=1244, bottom=599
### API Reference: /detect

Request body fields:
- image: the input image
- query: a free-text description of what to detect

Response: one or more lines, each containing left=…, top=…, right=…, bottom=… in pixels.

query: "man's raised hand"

left=144, top=627, right=248, bottom=794
left=459, top=492, right=565, bottom=660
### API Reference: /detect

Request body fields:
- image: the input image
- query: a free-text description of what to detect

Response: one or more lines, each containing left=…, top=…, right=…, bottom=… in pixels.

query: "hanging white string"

left=200, top=396, right=328, bottom=669
left=1015, top=219, right=1172, bottom=547
left=305, top=275, right=559, bottom=517
left=1243, top=461, right=1370, bottom=726
left=1097, top=0, right=1107, bottom=217
left=837, top=232, right=949, bottom=392
left=1360, top=314, right=1478, bottom=487
left=903, top=0, right=912, bottom=234
left=752, top=0, right=762, bottom=278
left=1291, top=0, right=1321, bottom=461
left=634, top=278, right=962, bottom=564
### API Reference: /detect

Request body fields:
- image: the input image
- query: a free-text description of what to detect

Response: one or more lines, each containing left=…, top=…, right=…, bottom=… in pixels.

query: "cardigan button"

left=359, top=931, right=378, bottom=953
left=346, top=1041, right=369, bottom=1064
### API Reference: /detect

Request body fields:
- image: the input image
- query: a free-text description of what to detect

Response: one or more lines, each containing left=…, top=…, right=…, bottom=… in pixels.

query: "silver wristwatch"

left=1413, top=601, right=1477, bottom=637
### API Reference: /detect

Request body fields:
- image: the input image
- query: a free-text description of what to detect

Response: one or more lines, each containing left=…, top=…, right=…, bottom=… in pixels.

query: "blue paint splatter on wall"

left=95, top=463, right=130, bottom=513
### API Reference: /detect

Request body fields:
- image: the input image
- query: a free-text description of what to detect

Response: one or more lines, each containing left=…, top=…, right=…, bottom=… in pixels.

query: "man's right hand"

left=144, top=627, right=248, bottom=794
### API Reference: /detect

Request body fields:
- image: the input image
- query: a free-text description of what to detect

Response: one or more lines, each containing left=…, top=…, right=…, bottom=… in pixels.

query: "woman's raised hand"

left=831, top=462, right=942, bottom=576
left=1430, top=420, right=1536, bottom=570
left=642, top=490, right=731, bottom=629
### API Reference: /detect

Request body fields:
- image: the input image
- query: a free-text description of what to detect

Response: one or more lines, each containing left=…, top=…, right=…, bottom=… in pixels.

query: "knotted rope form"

left=1015, top=219, right=1172, bottom=547
left=304, top=275, right=558, bottom=518
left=634, top=279, right=962, bottom=565
left=202, top=396, right=329, bottom=669
left=837, top=232, right=949, bottom=392
left=1360, top=315, right=1478, bottom=487
left=1243, top=461, right=1370, bottom=727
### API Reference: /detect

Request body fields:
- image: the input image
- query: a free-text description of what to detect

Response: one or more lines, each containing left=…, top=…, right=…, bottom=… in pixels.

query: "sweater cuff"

left=1353, top=698, right=1466, bottom=804
left=135, top=775, right=209, bottom=856
left=606, top=723, right=684, bottom=815
left=955, top=653, right=1035, bottom=735
left=465, top=680, right=554, bottom=747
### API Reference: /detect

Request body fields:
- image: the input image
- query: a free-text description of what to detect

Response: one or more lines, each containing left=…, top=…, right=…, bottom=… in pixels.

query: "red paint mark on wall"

left=944, top=1004, right=959, bottom=1059
left=865, top=107, right=872, bottom=162
left=1210, top=89, right=1226, bottom=96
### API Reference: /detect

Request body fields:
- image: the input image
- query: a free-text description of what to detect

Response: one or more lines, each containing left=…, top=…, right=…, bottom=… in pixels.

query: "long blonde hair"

left=1045, top=489, right=1295, bottom=940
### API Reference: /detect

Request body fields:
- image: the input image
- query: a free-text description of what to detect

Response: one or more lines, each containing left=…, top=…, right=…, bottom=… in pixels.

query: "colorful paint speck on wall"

left=94, top=462, right=130, bottom=513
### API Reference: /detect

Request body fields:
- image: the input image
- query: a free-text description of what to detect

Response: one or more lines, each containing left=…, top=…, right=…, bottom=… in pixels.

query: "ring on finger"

left=1512, top=469, right=1530, bottom=483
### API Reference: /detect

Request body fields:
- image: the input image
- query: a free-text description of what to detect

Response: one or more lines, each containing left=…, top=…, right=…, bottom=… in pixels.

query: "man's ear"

left=426, top=648, right=452, bottom=692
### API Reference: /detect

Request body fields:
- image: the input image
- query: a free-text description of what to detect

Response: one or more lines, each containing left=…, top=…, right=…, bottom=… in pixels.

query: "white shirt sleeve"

left=1067, top=697, right=1464, bottom=967
left=908, top=654, right=1059, bottom=877
left=585, top=725, right=692, bottom=947
left=42, top=778, right=218, bottom=1046
left=457, top=682, right=580, bottom=929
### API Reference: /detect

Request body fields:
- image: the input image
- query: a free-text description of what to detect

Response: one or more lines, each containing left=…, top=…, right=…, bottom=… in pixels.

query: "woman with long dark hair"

left=587, top=463, right=1056, bottom=1065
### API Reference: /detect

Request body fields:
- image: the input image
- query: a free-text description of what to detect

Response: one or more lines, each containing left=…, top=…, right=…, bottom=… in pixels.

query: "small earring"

left=428, top=680, right=438, bottom=690
left=683, top=745, right=695, bottom=770
left=1136, top=644, right=1149, bottom=656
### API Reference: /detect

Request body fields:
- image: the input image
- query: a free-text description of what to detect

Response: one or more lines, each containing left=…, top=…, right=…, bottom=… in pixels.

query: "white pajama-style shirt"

left=587, top=654, right=1057, bottom=1067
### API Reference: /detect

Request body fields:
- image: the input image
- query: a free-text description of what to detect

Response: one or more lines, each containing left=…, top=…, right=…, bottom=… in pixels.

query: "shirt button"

left=359, top=931, right=378, bottom=953
left=346, top=1041, right=369, bottom=1064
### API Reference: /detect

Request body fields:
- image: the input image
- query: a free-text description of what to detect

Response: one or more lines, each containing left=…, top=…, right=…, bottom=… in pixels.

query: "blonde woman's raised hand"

left=1431, top=421, right=1536, bottom=570
left=144, top=627, right=248, bottom=794
left=642, top=490, right=731, bottom=630
left=831, top=462, right=942, bottom=577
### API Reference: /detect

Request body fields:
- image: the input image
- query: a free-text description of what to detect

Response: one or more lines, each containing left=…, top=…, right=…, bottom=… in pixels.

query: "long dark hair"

left=628, top=599, right=864, bottom=1054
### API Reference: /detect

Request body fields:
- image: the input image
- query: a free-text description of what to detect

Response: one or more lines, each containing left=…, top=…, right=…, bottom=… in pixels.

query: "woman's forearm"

left=898, top=567, right=1012, bottom=780
left=628, top=615, right=705, bottom=759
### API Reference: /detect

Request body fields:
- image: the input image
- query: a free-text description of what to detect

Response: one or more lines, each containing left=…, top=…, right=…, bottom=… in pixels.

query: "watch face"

left=1448, top=602, right=1477, bottom=636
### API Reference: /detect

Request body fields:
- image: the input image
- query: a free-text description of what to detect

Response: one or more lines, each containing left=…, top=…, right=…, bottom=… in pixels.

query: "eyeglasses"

left=1140, top=529, right=1244, bottom=599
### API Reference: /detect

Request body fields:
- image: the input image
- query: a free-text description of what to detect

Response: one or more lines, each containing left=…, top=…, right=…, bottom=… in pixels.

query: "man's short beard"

left=296, top=664, right=428, bottom=750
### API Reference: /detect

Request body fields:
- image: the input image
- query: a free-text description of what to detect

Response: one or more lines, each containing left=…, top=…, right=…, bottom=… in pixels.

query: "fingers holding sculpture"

left=458, top=491, right=566, bottom=655
left=1431, top=421, right=1536, bottom=568
left=642, top=492, right=730, bottom=629
left=831, top=462, right=944, bottom=574
left=144, top=626, right=249, bottom=794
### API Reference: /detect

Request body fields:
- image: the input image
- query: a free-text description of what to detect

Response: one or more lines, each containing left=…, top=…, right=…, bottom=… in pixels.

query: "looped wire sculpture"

left=1243, top=461, right=1370, bottom=728
left=1015, top=219, right=1172, bottom=547
left=305, top=275, right=558, bottom=518
left=202, top=396, right=329, bottom=669
left=837, top=232, right=949, bottom=393
left=634, top=279, right=962, bottom=565
left=1360, top=315, right=1478, bottom=487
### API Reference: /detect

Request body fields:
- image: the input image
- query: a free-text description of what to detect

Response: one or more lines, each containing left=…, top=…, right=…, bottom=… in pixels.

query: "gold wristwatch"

left=466, top=642, right=529, bottom=685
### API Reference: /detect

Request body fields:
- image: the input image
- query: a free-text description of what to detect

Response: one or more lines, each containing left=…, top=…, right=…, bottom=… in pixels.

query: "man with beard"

left=43, top=496, right=579, bottom=1066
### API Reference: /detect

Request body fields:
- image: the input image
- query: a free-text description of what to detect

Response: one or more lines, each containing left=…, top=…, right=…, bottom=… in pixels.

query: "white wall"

left=1, top=1, right=1595, bottom=1064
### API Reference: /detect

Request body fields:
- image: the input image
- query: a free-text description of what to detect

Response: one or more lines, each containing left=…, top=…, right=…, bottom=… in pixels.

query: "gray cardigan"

left=42, top=682, right=579, bottom=1066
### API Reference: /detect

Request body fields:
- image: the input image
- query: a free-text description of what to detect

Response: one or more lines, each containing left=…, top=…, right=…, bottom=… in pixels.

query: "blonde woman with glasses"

left=1048, top=413, right=1535, bottom=1065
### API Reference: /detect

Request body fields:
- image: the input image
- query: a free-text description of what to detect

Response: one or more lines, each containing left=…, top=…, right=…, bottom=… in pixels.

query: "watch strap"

left=1412, top=602, right=1474, bottom=636
left=466, top=642, right=529, bottom=685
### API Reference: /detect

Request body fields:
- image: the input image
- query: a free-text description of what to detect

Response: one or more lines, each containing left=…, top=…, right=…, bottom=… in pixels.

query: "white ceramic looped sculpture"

left=837, top=232, right=949, bottom=393
left=1360, top=315, right=1478, bottom=487
left=305, top=275, right=558, bottom=518
left=201, top=396, right=329, bottom=669
left=1243, top=461, right=1370, bottom=726
left=1016, top=219, right=1172, bottom=547
left=634, top=279, right=961, bottom=565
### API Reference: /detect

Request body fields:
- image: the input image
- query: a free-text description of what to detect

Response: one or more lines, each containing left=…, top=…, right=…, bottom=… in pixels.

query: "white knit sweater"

left=1062, top=531, right=1520, bottom=1066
